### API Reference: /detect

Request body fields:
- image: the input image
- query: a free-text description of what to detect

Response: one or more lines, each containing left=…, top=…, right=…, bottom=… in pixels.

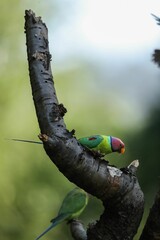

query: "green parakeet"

left=78, top=135, right=125, bottom=155
left=35, top=188, right=88, bottom=240
left=10, top=134, right=125, bottom=155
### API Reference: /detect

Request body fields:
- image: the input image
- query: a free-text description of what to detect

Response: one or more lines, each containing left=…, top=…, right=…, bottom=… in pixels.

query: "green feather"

left=78, top=135, right=112, bottom=155
left=9, top=134, right=125, bottom=155
left=35, top=188, right=88, bottom=240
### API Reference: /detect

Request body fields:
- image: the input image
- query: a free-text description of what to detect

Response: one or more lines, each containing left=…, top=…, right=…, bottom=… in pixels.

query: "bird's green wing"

left=58, top=188, right=88, bottom=219
left=78, top=135, right=103, bottom=149
left=35, top=188, right=88, bottom=240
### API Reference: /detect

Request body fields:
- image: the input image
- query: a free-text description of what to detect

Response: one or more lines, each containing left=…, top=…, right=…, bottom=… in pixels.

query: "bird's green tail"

left=35, top=222, right=56, bottom=240
left=35, top=213, right=69, bottom=240
left=7, top=138, right=42, bottom=144
left=35, top=222, right=58, bottom=240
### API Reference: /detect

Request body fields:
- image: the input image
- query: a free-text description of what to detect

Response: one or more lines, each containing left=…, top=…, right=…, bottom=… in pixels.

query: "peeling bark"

left=24, top=10, right=144, bottom=240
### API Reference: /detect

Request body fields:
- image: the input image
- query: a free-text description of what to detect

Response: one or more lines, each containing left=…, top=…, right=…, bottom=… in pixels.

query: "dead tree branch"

left=24, top=10, right=144, bottom=240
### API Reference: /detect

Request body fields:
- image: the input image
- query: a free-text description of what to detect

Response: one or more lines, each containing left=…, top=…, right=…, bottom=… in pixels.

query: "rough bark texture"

left=70, top=220, right=87, bottom=240
left=24, top=10, right=145, bottom=240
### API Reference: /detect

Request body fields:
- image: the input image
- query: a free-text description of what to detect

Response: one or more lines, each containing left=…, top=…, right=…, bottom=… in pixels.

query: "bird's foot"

left=90, top=150, right=105, bottom=158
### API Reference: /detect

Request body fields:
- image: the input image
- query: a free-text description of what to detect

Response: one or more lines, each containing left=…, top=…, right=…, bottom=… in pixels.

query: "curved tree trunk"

left=24, top=10, right=160, bottom=240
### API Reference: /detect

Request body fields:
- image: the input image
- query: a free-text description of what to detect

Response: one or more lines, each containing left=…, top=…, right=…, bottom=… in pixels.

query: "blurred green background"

left=1, top=0, right=160, bottom=239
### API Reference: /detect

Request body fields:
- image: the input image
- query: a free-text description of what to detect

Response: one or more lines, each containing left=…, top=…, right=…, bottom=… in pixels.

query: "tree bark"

left=24, top=10, right=144, bottom=240
left=70, top=219, right=87, bottom=240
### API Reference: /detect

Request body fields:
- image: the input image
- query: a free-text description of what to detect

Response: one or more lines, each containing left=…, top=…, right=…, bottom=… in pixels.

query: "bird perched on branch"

left=9, top=134, right=125, bottom=156
left=78, top=135, right=125, bottom=155
left=35, top=188, right=88, bottom=240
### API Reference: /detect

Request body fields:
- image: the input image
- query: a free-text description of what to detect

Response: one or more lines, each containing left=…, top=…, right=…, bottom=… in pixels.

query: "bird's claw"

left=90, top=150, right=105, bottom=158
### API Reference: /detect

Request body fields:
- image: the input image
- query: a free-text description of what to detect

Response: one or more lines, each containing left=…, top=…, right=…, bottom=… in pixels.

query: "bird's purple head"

left=111, top=137, right=125, bottom=154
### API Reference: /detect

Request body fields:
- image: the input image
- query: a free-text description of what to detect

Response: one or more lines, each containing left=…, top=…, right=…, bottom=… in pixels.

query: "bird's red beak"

left=120, top=147, right=125, bottom=154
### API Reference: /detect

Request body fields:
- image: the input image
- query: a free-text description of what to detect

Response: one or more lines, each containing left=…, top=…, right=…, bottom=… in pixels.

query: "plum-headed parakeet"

left=35, top=188, right=88, bottom=240
left=78, top=135, right=125, bottom=155
left=10, top=134, right=125, bottom=155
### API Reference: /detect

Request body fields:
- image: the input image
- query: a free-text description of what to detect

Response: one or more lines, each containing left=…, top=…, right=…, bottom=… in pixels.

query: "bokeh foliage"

left=0, top=1, right=160, bottom=240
